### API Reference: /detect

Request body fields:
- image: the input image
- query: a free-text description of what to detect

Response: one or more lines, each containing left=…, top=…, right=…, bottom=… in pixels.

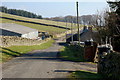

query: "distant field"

left=0, top=12, right=84, bottom=35
left=0, top=12, right=78, bottom=29
left=0, top=18, right=66, bottom=34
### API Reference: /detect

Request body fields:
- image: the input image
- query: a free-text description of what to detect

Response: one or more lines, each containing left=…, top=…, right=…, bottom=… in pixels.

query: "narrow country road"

left=2, top=37, right=97, bottom=78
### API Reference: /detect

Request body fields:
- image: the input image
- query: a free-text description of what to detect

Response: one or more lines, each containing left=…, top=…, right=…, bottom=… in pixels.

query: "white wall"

left=21, top=31, right=38, bottom=39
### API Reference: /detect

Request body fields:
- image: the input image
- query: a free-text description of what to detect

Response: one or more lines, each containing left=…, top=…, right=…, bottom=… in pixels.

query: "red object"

left=84, top=42, right=97, bottom=61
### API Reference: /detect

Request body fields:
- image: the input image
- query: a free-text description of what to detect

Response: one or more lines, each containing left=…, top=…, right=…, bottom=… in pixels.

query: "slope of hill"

left=0, top=12, right=78, bottom=29
left=0, top=12, right=68, bottom=35
left=0, top=18, right=66, bottom=35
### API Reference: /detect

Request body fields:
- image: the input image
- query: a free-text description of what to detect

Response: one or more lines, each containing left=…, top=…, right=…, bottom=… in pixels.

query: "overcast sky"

left=1, top=1, right=109, bottom=18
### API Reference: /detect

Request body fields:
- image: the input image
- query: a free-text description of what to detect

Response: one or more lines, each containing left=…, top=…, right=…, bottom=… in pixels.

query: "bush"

left=113, top=38, right=120, bottom=52
left=99, top=52, right=120, bottom=80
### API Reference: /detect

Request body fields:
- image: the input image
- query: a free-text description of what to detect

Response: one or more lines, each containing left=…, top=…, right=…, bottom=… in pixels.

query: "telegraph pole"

left=71, top=17, right=73, bottom=43
left=76, top=1, right=80, bottom=43
left=66, top=19, right=68, bottom=40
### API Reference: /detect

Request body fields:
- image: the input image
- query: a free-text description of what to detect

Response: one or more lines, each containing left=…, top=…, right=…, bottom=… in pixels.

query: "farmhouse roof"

left=0, top=23, right=38, bottom=34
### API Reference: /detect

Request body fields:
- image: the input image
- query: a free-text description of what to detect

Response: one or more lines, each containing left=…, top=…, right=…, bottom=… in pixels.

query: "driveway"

left=2, top=38, right=97, bottom=78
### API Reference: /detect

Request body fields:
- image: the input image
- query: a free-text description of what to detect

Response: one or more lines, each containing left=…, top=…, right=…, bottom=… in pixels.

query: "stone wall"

left=0, top=36, right=50, bottom=47
left=98, top=52, right=120, bottom=80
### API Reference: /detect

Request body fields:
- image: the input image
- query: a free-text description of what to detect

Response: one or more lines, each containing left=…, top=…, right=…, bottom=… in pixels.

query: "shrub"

left=99, top=52, right=120, bottom=80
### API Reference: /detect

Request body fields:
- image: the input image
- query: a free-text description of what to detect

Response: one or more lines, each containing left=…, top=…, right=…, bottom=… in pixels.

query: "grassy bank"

left=71, top=70, right=102, bottom=80
left=60, top=45, right=85, bottom=62
left=0, top=39, right=54, bottom=62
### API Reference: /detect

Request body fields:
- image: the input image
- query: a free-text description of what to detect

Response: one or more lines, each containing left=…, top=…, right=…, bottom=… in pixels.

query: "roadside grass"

left=0, top=39, right=54, bottom=62
left=60, top=45, right=85, bottom=62
left=0, top=18, right=66, bottom=35
left=59, top=44, right=103, bottom=79
left=71, top=70, right=102, bottom=80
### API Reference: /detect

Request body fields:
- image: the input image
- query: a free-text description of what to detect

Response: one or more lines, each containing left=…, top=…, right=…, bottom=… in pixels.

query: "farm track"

left=2, top=37, right=97, bottom=79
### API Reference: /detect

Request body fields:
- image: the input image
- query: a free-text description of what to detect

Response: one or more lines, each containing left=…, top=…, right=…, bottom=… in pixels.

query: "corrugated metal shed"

left=0, top=23, right=38, bottom=34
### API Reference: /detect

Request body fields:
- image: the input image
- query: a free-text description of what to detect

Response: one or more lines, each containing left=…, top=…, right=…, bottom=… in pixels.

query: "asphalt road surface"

left=2, top=38, right=97, bottom=78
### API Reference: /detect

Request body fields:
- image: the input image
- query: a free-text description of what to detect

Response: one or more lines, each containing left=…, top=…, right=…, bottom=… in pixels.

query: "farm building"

left=0, top=23, right=38, bottom=39
left=66, top=26, right=99, bottom=43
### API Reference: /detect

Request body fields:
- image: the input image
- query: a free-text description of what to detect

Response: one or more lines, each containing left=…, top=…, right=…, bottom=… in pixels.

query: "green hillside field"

left=0, top=18, right=66, bottom=35
left=0, top=12, right=78, bottom=29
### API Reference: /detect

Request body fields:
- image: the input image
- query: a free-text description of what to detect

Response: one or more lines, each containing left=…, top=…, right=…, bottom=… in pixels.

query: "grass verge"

left=71, top=70, right=102, bottom=80
left=0, top=39, right=54, bottom=62
left=60, top=45, right=85, bottom=62
left=59, top=44, right=102, bottom=79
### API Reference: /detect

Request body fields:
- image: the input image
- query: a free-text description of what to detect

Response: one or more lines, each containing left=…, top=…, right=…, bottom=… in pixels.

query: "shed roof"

left=0, top=23, right=38, bottom=34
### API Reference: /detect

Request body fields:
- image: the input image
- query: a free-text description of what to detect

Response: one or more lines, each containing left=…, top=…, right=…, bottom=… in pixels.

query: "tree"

left=97, top=1, right=120, bottom=51
left=0, top=6, right=7, bottom=13
left=0, top=6, right=42, bottom=19
left=37, top=15, right=42, bottom=19
left=106, top=1, right=120, bottom=51
left=107, top=1, right=120, bottom=36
